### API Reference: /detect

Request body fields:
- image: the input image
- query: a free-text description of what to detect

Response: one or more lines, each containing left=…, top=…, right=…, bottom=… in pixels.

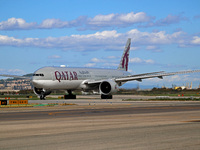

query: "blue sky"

left=0, top=0, right=200, bottom=88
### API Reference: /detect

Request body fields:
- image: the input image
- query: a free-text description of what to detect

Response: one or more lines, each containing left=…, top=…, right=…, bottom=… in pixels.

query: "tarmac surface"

left=0, top=95, right=200, bottom=150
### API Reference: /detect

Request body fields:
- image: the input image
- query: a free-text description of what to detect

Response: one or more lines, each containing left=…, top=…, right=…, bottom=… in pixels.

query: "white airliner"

left=1, top=38, right=200, bottom=99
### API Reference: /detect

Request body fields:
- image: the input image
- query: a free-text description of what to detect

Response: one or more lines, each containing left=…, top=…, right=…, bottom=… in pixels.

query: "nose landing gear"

left=33, top=87, right=51, bottom=100
left=40, top=91, right=46, bottom=100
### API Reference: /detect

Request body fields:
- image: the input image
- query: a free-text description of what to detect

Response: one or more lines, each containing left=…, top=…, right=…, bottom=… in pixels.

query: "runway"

left=0, top=97, right=200, bottom=150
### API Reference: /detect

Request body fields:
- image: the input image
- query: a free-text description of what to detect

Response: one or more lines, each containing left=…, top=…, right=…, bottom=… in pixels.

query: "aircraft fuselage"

left=32, top=66, right=130, bottom=91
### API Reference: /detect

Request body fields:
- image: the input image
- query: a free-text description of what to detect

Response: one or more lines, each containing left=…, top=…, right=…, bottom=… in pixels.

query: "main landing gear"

left=64, top=90, right=76, bottom=99
left=63, top=90, right=113, bottom=99
left=101, top=94, right=113, bottom=99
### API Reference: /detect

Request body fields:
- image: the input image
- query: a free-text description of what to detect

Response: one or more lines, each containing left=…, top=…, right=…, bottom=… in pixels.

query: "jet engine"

left=99, top=80, right=119, bottom=96
left=33, top=87, right=51, bottom=100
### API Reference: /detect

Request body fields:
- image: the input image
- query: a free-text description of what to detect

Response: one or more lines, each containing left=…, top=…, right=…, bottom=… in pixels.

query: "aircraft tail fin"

left=118, top=38, right=131, bottom=71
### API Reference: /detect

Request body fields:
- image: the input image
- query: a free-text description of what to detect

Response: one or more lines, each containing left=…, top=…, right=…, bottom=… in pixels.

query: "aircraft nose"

left=32, top=79, right=40, bottom=87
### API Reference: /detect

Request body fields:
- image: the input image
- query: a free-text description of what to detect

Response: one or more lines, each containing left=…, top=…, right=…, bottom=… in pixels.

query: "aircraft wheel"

left=101, top=94, right=112, bottom=99
left=64, top=94, right=76, bottom=99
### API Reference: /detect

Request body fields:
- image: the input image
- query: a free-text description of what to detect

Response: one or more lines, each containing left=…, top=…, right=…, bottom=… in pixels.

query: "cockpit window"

left=33, top=74, right=44, bottom=76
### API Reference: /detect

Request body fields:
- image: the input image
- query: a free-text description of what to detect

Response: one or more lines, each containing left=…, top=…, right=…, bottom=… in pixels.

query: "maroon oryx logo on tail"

left=121, top=43, right=130, bottom=71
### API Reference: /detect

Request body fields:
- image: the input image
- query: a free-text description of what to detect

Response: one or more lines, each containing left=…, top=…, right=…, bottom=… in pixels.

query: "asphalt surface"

left=0, top=96, right=200, bottom=150
left=1, top=105, right=200, bottom=121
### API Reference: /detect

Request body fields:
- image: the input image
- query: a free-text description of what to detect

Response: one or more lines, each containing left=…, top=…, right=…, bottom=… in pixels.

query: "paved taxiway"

left=0, top=95, right=200, bottom=150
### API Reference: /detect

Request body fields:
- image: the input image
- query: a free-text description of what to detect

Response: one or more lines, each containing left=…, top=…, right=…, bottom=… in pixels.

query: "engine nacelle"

left=33, top=87, right=51, bottom=99
left=99, top=80, right=119, bottom=95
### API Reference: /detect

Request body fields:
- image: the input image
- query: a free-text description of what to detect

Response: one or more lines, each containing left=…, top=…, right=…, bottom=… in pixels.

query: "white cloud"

left=72, top=30, right=121, bottom=39
left=165, top=75, right=181, bottom=82
left=89, top=57, right=119, bottom=68
left=91, top=58, right=104, bottom=63
left=146, top=45, right=162, bottom=52
left=87, top=12, right=153, bottom=28
left=118, top=12, right=152, bottom=23
left=130, top=57, right=143, bottom=63
left=40, top=19, right=69, bottom=29
left=130, top=57, right=155, bottom=64
left=140, top=14, right=188, bottom=27
left=91, top=14, right=115, bottom=22
left=144, top=59, right=155, bottom=64
left=0, top=29, right=199, bottom=51
left=140, top=73, right=200, bottom=88
left=191, top=36, right=200, bottom=44
left=0, top=13, right=190, bottom=31
left=0, top=18, right=37, bottom=30
left=48, top=55, right=61, bottom=59
left=146, top=45, right=157, bottom=50
left=127, top=29, right=189, bottom=45
left=157, top=14, right=188, bottom=25
left=0, top=12, right=153, bottom=31
left=84, top=63, right=96, bottom=67
left=0, top=68, right=26, bottom=75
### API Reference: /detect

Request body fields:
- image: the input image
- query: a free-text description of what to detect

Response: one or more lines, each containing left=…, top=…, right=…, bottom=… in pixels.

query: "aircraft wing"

left=0, top=74, right=31, bottom=79
left=84, top=70, right=200, bottom=86
left=115, top=70, right=200, bottom=83
left=83, top=71, right=168, bottom=85
left=127, top=71, right=165, bottom=77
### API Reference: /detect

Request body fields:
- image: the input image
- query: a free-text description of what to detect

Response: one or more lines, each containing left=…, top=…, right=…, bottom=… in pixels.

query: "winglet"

left=118, top=38, right=131, bottom=71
